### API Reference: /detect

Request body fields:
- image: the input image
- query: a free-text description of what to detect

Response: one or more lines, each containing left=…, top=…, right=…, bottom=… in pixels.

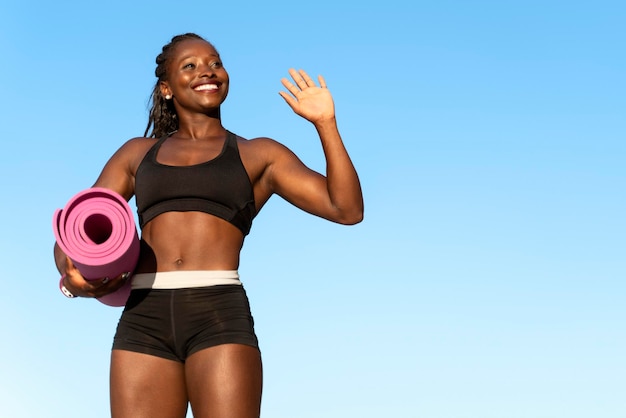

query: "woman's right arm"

left=53, top=137, right=148, bottom=298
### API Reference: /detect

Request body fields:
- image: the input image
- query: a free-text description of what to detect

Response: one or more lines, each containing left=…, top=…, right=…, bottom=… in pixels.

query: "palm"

left=279, top=69, right=335, bottom=122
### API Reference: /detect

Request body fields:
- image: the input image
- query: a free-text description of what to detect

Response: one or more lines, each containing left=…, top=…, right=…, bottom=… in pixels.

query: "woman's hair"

left=144, top=33, right=210, bottom=138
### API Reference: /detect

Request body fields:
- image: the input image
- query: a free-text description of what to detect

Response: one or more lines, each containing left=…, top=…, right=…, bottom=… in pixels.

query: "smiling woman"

left=52, top=32, right=363, bottom=418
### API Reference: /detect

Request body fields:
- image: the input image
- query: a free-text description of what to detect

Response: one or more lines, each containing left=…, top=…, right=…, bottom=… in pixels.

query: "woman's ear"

left=160, top=81, right=172, bottom=100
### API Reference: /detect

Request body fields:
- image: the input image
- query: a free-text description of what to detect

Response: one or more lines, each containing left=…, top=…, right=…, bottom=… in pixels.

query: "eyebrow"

left=178, top=53, right=220, bottom=62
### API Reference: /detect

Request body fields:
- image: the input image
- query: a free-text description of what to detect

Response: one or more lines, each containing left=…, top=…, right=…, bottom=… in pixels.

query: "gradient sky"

left=1, top=1, right=624, bottom=417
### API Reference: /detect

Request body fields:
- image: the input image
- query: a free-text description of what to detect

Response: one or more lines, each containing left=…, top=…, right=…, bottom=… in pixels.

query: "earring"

left=165, top=94, right=172, bottom=100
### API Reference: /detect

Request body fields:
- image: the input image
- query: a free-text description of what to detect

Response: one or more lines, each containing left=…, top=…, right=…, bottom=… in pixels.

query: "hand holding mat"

left=53, top=187, right=140, bottom=307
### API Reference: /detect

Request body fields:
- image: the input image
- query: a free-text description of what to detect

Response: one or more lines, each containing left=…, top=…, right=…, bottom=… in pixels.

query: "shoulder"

left=109, top=136, right=158, bottom=162
left=231, top=134, right=298, bottom=185
left=101, top=136, right=159, bottom=177
left=119, top=136, right=158, bottom=152
left=93, top=137, right=157, bottom=195
left=234, top=134, right=293, bottom=160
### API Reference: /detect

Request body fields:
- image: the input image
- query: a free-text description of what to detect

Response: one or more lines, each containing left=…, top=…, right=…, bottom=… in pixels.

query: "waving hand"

left=279, top=69, right=335, bottom=123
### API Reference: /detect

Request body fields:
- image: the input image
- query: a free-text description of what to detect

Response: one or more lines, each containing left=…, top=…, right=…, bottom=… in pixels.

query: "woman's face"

left=160, top=39, right=230, bottom=113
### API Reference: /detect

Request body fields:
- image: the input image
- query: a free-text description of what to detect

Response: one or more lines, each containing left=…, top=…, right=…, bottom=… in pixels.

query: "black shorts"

left=112, top=284, right=259, bottom=362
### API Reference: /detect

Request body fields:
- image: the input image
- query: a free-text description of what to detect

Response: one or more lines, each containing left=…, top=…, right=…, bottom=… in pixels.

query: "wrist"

left=312, top=116, right=337, bottom=130
left=59, top=274, right=76, bottom=298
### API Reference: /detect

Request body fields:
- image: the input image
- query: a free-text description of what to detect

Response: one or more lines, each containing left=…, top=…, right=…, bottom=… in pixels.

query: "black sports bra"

left=134, top=131, right=256, bottom=235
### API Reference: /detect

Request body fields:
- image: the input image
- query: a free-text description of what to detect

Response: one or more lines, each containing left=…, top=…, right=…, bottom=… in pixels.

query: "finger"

left=281, top=77, right=300, bottom=96
left=298, top=69, right=317, bottom=87
left=288, top=68, right=308, bottom=90
left=92, top=272, right=130, bottom=298
left=98, top=271, right=130, bottom=287
left=318, top=74, right=327, bottom=88
left=278, top=90, right=298, bottom=109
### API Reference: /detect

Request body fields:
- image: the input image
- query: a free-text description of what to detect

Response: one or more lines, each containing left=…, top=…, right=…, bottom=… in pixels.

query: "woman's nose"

left=198, top=63, right=216, bottom=77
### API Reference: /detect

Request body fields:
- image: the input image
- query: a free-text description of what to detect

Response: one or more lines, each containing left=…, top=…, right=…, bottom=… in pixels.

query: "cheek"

left=221, top=72, right=230, bottom=96
left=221, top=68, right=230, bottom=83
left=176, top=74, right=194, bottom=87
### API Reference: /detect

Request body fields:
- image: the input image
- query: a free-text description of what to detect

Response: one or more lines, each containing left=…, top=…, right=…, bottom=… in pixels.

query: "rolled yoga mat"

left=53, top=187, right=140, bottom=307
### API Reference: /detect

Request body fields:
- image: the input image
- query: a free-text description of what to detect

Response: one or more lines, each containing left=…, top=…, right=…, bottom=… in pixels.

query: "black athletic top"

left=135, top=131, right=256, bottom=235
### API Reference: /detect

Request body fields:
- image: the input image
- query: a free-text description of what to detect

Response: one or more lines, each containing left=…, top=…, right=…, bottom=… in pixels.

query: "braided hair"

left=144, top=33, right=213, bottom=138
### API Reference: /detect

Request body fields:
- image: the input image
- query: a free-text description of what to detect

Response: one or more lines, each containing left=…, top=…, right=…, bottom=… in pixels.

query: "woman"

left=54, top=33, right=363, bottom=418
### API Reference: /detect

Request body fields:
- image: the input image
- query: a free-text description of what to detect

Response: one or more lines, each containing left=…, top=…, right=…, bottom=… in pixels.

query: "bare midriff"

left=135, top=211, right=245, bottom=273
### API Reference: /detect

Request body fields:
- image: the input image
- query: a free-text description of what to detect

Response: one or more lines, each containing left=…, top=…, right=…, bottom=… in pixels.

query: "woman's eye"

left=183, top=63, right=195, bottom=69
left=210, top=61, right=222, bottom=69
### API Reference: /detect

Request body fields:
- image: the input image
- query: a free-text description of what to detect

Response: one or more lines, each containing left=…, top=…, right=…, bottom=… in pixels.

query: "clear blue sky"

left=1, top=1, right=624, bottom=417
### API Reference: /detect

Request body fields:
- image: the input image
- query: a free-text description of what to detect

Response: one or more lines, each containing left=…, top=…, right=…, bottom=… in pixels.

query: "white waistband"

left=131, top=270, right=241, bottom=289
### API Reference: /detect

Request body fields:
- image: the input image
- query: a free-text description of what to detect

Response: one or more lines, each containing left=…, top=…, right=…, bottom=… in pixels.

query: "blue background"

left=0, top=1, right=624, bottom=417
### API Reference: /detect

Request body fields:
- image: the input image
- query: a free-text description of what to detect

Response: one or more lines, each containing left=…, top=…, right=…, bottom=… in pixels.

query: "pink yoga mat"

left=53, top=187, right=140, bottom=307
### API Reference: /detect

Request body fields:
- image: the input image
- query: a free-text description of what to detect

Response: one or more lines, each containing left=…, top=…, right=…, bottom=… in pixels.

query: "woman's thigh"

left=110, top=349, right=188, bottom=418
left=185, top=344, right=263, bottom=418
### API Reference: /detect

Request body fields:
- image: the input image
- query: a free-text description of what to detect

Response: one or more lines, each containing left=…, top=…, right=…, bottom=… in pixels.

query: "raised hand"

left=279, top=69, right=335, bottom=123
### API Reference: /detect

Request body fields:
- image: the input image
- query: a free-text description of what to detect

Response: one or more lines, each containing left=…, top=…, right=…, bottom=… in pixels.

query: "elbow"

left=344, top=215, right=363, bottom=226
left=337, top=208, right=364, bottom=225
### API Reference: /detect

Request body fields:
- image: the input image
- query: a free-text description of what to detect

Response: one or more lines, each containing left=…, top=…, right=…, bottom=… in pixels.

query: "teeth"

left=195, top=84, right=218, bottom=91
